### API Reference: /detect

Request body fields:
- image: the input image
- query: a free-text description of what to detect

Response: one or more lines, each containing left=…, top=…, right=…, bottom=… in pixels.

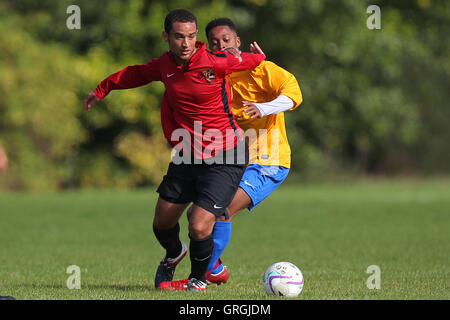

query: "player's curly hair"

left=164, top=9, right=198, bottom=34
left=205, top=17, right=238, bottom=40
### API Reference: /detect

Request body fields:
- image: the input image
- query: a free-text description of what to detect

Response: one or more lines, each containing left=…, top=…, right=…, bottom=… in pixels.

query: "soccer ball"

left=262, top=262, right=304, bottom=297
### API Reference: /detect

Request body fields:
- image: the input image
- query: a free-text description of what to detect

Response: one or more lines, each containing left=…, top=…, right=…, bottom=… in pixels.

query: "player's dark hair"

left=164, top=9, right=198, bottom=34
left=205, top=17, right=238, bottom=40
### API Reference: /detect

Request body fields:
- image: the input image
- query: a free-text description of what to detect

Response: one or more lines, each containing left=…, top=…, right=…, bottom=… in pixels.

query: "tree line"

left=0, top=0, right=448, bottom=190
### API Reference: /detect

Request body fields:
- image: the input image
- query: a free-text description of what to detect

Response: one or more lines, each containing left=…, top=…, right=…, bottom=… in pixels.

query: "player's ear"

left=162, top=31, right=169, bottom=42
left=236, top=36, right=241, bottom=49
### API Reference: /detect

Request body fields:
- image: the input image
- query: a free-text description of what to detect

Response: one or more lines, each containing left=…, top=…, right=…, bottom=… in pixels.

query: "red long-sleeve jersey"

left=94, top=41, right=265, bottom=159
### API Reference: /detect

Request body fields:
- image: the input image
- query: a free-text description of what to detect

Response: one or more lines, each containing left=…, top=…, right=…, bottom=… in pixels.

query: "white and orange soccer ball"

left=262, top=262, right=304, bottom=297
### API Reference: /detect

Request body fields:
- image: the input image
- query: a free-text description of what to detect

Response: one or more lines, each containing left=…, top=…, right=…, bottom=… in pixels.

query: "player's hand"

left=223, top=47, right=242, bottom=62
left=243, top=101, right=263, bottom=119
left=250, top=41, right=265, bottom=57
left=84, top=91, right=99, bottom=112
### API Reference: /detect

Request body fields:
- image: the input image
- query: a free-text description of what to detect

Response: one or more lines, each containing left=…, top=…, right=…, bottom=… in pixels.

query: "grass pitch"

left=0, top=179, right=449, bottom=300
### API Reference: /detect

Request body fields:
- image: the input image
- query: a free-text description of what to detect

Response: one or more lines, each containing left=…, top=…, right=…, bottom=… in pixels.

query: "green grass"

left=0, top=179, right=449, bottom=300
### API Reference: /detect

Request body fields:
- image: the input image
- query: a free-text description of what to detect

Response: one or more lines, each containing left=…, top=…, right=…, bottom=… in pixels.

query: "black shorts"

left=157, top=162, right=246, bottom=218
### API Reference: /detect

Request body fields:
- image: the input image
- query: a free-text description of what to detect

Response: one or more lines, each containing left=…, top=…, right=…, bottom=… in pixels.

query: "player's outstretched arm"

left=87, top=58, right=162, bottom=109
left=83, top=91, right=99, bottom=112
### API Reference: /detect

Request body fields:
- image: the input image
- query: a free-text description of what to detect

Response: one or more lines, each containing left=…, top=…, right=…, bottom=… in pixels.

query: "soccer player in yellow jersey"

left=203, top=18, right=302, bottom=285
left=159, top=18, right=302, bottom=289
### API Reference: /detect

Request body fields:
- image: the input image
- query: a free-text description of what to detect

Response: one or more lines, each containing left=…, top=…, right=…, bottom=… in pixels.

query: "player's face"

left=163, top=21, right=198, bottom=64
left=208, top=25, right=241, bottom=51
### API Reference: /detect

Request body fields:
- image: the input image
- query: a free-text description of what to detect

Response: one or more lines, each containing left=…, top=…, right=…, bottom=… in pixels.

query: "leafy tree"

left=0, top=0, right=448, bottom=190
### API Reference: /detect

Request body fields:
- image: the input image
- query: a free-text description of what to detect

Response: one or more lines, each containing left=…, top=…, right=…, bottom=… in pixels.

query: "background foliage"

left=0, top=0, right=448, bottom=190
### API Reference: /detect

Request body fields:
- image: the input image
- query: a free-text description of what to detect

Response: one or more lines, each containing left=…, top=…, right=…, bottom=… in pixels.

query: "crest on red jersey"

left=202, top=68, right=216, bottom=83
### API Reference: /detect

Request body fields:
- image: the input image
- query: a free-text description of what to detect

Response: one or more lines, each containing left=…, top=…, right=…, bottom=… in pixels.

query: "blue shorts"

left=239, top=164, right=290, bottom=211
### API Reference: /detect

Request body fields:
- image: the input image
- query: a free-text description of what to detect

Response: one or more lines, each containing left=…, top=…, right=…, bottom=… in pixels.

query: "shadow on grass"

left=15, top=283, right=155, bottom=292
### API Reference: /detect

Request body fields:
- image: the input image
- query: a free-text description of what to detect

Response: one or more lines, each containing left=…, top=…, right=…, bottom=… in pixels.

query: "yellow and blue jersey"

left=226, top=60, right=303, bottom=168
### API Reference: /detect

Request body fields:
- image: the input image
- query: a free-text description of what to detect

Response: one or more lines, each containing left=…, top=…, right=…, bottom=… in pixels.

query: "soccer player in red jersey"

left=83, top=9, right=265, bottom=292
left=158, top=18, right=302, bottom=290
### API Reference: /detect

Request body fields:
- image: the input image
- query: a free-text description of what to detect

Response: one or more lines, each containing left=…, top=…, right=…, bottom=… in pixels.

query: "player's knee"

left=189, top=206, right=216, bottom=238
left=189, top=219, right=214, bottom=239
left=189, top=215, right=216, bottom=239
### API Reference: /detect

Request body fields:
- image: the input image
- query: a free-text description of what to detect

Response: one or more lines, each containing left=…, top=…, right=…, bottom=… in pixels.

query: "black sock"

left=153, top=223, right=182, bottom=259
left=189, top=233, right=214, bottom=282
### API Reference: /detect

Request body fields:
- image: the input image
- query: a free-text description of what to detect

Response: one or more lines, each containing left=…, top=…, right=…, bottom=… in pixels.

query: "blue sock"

left=207, top=221, right=232, bottom=272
